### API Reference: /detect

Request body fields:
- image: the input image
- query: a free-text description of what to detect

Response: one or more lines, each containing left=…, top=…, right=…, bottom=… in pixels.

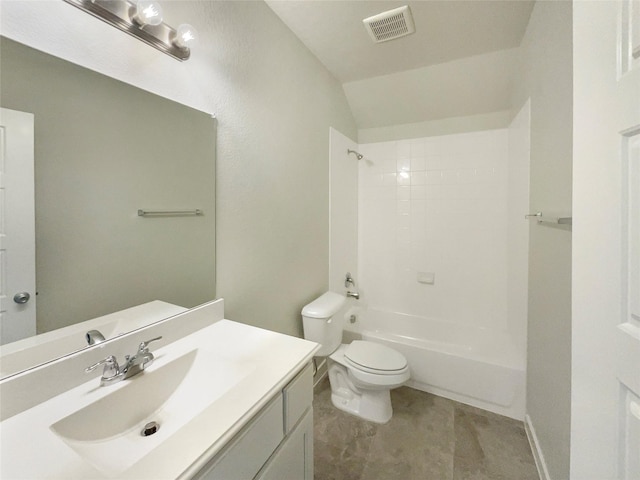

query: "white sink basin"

left=0, top=315, right=319, bottom=480
left=50, top=349, right=255, bottom=476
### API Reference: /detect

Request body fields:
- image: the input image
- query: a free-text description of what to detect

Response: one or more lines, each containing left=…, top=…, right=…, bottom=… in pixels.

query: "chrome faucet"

left=86, top=336, right=162, bottom=386
left=345, top=273, right=359, bottom=299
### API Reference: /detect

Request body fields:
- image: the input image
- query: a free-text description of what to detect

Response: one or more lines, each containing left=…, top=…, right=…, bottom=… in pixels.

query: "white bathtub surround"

left=358, top=129, right=512, bottom=333
left=328, top=122, right=530, bottom=420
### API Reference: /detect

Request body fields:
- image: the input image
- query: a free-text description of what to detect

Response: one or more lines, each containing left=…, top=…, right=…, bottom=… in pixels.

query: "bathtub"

left=342, top=307, right=526, bottom=420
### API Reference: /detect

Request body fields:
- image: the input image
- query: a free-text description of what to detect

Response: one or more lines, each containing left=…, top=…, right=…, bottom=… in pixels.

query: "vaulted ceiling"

left=265, top=0, right=535, bottom=131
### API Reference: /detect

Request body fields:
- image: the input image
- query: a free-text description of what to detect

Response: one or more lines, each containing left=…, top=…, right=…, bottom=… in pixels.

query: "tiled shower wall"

left=358, top=130, right=511, bottom=333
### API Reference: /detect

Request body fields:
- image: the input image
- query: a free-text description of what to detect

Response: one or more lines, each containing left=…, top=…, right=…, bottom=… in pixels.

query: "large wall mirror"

left=0, top=37, right=216, bottom=378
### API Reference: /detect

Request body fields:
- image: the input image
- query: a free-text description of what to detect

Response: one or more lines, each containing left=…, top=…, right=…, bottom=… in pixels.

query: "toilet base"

left=328, top=362, right=393, bottom=424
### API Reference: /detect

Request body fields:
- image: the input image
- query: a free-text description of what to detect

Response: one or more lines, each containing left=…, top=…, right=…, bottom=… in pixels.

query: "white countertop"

left=0, top=319, right=319, bottom=479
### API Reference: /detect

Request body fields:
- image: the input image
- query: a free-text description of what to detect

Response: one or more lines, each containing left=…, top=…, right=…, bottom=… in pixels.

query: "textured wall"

left=329, top=128, right=358, bottom=295
left=510, top=2, right=573, bottom=478
left=0, top=1, right=357, bottom=337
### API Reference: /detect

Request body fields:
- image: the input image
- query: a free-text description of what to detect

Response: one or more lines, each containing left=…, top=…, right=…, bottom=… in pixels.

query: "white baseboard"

left=524, top=414, right=551, bottom=480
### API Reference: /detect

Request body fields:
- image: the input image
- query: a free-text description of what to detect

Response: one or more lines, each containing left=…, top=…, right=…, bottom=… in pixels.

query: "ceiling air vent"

left=363, top=5, right=415, bottom=43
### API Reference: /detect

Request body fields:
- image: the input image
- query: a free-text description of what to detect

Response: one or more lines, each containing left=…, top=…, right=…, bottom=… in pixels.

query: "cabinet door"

left=283, top=363, right=313, bottom=434
left=193, top=395, right=284, bottom=480
left=256, top=409, right=313, bottom=480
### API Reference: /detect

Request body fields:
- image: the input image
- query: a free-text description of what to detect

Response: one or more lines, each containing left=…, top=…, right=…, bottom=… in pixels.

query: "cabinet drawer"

left=194, top=395, right=284, bottom=480
left=283, top=362, right=313, bottom=434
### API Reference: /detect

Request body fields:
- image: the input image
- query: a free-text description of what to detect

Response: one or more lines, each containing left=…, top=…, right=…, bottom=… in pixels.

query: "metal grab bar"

left=525, top=212, right=572, bottom=226
left=539, top=216, right=572, bottom=225
left=137, top=209, right=203, bottom=217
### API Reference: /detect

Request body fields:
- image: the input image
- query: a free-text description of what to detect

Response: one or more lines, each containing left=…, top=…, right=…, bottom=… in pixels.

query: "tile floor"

left=313, top=378, right=539, bottom=480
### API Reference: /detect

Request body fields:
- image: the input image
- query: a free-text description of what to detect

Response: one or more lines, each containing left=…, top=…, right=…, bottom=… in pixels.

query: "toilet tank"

left=301, top=292, right=346, bottom=356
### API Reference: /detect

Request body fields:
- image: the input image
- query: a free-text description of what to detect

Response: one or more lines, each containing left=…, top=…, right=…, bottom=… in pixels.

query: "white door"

left=0, top=108, right=36, bottom=345
left=572, top=1, right=640, bottom=479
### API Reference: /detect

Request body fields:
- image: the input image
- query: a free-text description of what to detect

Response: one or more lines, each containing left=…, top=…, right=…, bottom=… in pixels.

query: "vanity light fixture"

left=173, top=24, right=199, bottom=50
left=132, top=1, right=164, bottom=27
left=62, top=0, right=196, bottom=61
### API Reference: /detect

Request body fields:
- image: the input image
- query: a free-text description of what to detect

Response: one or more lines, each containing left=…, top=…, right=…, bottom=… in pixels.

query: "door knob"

left=13, top=292, right=30, bottom=304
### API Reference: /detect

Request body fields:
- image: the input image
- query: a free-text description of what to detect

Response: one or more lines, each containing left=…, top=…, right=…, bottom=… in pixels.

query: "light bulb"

left=133, top=1, right=163, bottom=26
left=173, top=24, right=198, bottom=49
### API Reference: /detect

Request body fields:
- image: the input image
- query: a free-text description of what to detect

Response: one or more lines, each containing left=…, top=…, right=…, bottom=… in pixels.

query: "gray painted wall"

left=511, top=2, right=573, bottom=478
left=210, top=2, right=358, bottom=337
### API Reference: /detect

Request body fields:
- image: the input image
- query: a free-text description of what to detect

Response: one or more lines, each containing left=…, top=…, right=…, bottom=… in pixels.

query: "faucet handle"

left=138, top=336, right=162, bottom=353
left=85, top=355, right=120, bottom=377
left=345, top=272, right=355, bottom=288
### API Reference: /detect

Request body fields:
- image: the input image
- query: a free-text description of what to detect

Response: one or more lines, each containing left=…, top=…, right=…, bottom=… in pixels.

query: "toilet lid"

left=344, top=341, right=407, bottom=372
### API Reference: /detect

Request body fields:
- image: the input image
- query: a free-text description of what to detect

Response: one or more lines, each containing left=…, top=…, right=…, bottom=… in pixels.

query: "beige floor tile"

left=313, top=378, right=538, bottom=480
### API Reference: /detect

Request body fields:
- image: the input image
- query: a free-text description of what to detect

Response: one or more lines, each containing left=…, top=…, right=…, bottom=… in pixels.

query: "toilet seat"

left=344, top=340, right=408, bottom=375
left=327, top=341, right=410, bottom=420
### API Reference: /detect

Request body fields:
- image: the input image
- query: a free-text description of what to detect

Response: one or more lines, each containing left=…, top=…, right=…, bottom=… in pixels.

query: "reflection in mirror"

left=0, top=37, right=216, bottom=378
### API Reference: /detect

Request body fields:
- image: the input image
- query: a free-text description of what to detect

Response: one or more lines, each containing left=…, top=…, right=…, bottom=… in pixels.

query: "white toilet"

left=302, top=291, right=410, bottom=423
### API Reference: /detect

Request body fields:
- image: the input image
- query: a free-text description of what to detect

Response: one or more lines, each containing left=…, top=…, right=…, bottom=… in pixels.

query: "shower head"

left=347, top=149, right=363, bottom=160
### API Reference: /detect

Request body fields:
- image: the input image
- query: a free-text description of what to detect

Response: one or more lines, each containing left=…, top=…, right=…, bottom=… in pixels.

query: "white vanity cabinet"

left=0, top=311, right=320, bottom=480
left=191, top=362, right=314, bottom=480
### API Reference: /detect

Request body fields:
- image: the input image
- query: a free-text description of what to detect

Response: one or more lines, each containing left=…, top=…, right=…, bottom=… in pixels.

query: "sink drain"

left=141, top=421, right=160, bottom=437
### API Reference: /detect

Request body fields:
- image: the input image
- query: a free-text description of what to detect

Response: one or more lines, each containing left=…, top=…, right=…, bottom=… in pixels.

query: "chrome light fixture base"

left=63, top=0, right=191, bottom=61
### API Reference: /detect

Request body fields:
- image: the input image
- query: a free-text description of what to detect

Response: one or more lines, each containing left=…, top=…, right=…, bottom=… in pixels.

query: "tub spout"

left=346, top=291, right=360, bottom=300
left=86, top=329, right=106, bottom=345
